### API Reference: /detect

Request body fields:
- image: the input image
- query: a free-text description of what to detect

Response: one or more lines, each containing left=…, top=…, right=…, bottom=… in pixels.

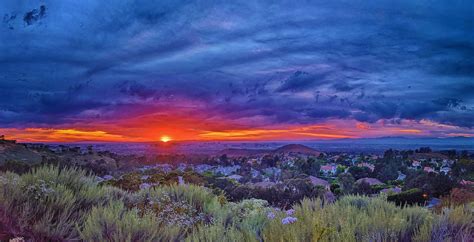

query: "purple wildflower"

left=267, top=211, right=275, bottom=220
left=281, top=216, right=297, bottom=225
left=286, top=209, right=295, bottom=215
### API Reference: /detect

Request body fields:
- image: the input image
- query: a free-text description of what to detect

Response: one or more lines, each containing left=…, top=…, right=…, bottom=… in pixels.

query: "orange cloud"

left=2, top=117, right=472, bottom=142
left=0, top=128, right=139, bottom=142
left=198, top=124, right=356, bottom=140
left=356, top=122, right=370, bottom=130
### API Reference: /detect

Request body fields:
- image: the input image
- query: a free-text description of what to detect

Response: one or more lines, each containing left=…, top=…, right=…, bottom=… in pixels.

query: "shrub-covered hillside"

left=0, top=166, right=472, bottom=241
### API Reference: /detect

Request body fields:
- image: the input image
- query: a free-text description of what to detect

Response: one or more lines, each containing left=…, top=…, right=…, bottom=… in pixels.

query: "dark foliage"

left=387, top=188, right=427, bottom=206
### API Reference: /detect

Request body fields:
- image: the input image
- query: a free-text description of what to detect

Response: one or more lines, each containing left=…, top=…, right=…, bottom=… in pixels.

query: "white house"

left=396, top=171, right=406, bottom=181
left=440, top=167, right=451, bottom=175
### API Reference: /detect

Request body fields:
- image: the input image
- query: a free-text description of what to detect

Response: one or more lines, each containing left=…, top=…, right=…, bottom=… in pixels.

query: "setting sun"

left=160, top=135, right=172, bottom=143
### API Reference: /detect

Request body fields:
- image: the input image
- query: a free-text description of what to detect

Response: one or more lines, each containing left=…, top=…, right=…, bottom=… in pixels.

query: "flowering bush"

left=130, top=184, right=223, bottom=238
left=25, top=179, right=55, bottom=201
left=0, top=166, right=127, bottom=240
left=80, top=201, right=181, bottom=241
left=137, top=193, right=210, bottom=228
left=0, top=166, right=472, bottom=242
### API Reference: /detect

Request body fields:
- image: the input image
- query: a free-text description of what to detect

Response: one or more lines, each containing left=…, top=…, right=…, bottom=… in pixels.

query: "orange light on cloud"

left=0, top=128, right=139, bottom=142
left=1, top=117, right=473, bottom=142
left=356, top=122, right=370, bottom=130
left=198, top=124, right=356, bottom=140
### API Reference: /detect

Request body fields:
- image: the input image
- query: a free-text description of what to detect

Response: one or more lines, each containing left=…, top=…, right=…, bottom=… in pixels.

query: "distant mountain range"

left=219, top=144, right=321, bottom=157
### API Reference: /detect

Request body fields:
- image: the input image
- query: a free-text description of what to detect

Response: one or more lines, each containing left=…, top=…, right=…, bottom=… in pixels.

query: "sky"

left=0, top=0, right=473, bottom=142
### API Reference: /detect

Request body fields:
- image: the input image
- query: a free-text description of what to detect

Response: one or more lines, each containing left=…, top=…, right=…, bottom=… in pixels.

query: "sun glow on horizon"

left=160, top=135, right=172, bottom=143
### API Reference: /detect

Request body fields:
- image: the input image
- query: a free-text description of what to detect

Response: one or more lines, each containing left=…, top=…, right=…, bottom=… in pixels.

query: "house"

left=320, top=164, right=337, bottom=176
left=247, top=158, right=259, bottom=165
left=423, top=167, right=436, bottom=173
left=215, top=165, right=240, bottom=176
left=263, top=167, right=282, bottom=180
left=396, top=171, right=406, bottom=181
left=177, top=163, right=188, bottom=172
left=194, top=164, right=214, bottom=174
left=157, top=164, right=173, bottom=173
left=429, top=159, right=439, bottom=166
left=440, top=167, right=451, bottom=175
left=411, top=161, right=422, bottom=169
left=251, top=168, right=261, bottom=178
left=460, top=180, right=474, bottom=186
left=425, top=198, right=441, bottom=209
left=442, top=159, right=454, bottom=166
left=308, top=176, right=330, bottom=190
left=355, top=178, right=384, bottom=186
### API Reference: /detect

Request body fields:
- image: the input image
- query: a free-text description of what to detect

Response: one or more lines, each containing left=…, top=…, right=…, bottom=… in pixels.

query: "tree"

left=262, top=154, right=278, bottom=167
left=452, top=158, right=474, bottom=179
left=383, top=149, right=395, bottom=160
left=376, top=163, right=399, bottom=182
left=295, top=158, right=321, bottom=176
left=376, top=149, right=404, bottom=182
left=308, top=158, right=321, bottom=176
left=337, top=173, right=355, bottom=194
left=219, top=154, right=229, bottom=164
left=348, top=166, right=372, bottom=180
left=353, top=181, right=373, bottom=195
left=336, top=165, right=346, bottom=175
left=404, top=173, right=456, bottom=197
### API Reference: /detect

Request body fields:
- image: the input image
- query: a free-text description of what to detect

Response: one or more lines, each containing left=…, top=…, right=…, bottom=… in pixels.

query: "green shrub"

left=414, top=204, right=473, bottom=241
left=262, top=199, right=330, bottom=241
left=128, top=184, right=224, bottom=239
left=186, top=199, right=269, bottom=242
left=387, top=188, right=426, bottom=206
left=0, top=165, right=127, bottom=240
left=186, top=223, right=257, bottom=242
left=225, top=179, right=325, bottom=208
left=262, top=196, right=434, bottom=241
left=80, top=201, right=180, bottom=242
left=0, top=160, right=33, bottom=174
left=1, top=166, right=472, bottom=242
left=107, top=172, right=143, bottom=191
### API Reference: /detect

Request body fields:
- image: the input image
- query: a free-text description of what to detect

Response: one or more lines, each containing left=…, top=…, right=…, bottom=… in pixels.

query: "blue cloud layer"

left=0, top=0, right=473, bottom=130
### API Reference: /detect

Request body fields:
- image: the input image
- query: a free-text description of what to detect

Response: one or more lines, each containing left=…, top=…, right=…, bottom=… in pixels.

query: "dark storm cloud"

left=118, top=81, right=157, bottom=99
left=277, top=71, right=327, bottom=92
left=23, top=5, right=46, bottom=26
left=0, top=0, right=473, bottom=130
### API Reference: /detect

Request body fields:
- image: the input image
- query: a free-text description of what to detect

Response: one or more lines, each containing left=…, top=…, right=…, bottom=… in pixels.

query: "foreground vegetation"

left=0, top=166, right=472, bottom=241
